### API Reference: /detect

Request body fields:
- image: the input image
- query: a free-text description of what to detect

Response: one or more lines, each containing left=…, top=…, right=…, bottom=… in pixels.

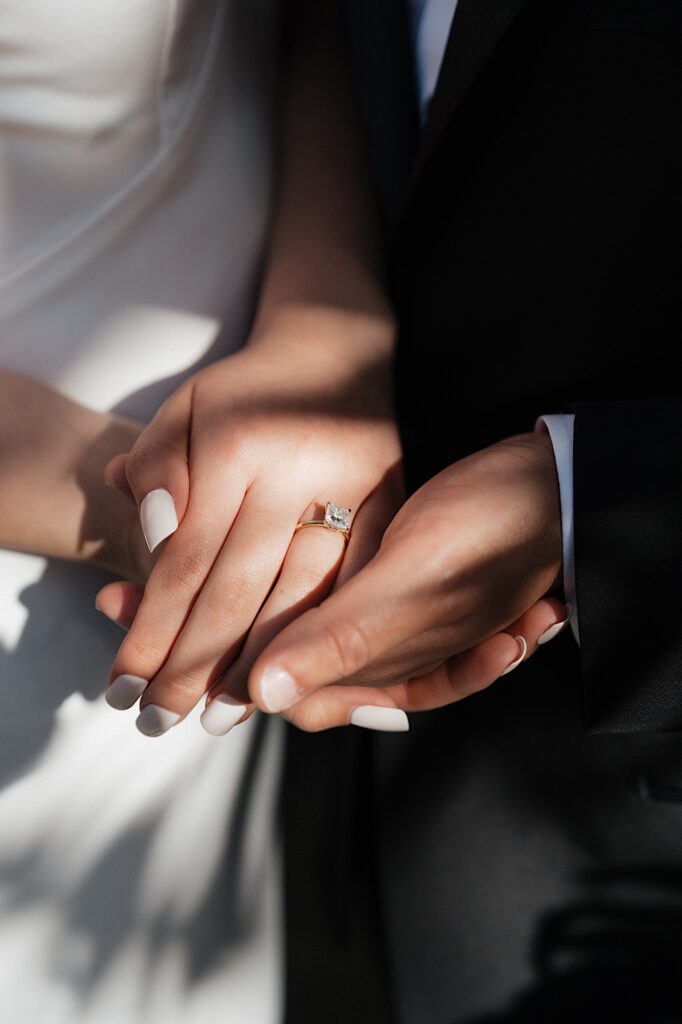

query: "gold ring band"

left=294, top=501, right=352, bottom=544
left=294, top=520, right=350, bottom=544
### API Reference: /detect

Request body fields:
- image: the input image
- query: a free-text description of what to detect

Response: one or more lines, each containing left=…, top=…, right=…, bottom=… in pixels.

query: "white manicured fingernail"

left=106, top=674, right=148, bottom=710
left=350, top=706, right=409, bottom=732
left=136, top=705, right=181, bottom=737
left=200, top=696, right=247, bottom=736
left=538, top=606, right=572, bottom=645
left=259, top=667, right=300, bottom=712
left=500, top=635, right=527, bottom=676
left=140, top=489, right=178, bottom=552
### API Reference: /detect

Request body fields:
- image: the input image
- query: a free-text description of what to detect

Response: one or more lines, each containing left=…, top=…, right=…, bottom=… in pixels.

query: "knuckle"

left=319, top=616, right=371, bottom=681
left=219, top=432, right=252, bottom=470
left=123, top=632, right=168, bottom=669
left=125, top=444, right=162, bottom=490
left=202, top=574, right=252, bottom=622
left=159, top=541, right=209, bottom=594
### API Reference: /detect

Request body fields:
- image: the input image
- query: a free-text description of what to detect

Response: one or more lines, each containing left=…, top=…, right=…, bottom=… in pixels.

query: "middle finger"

left=135, top=484, right=301, bottom=735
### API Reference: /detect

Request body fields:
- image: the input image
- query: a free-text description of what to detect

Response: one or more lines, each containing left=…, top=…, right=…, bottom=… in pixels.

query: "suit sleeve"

left=573, top=396, right=682, bottom=734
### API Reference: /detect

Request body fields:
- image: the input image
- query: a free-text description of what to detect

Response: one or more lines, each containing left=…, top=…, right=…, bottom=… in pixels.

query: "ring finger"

left=200, top=500, right=349, bottom=734
left=205, top=482, right=400, bottom=735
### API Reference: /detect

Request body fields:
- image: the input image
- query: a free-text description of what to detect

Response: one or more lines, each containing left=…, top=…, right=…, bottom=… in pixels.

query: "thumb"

left=247, top=552, right=418, bottom=714
left=124, top=387, right=192, bottom=552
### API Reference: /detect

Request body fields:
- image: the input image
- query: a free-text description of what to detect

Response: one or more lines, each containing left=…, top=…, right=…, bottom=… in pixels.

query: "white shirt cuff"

left=535, top=414, right=579, bottom=644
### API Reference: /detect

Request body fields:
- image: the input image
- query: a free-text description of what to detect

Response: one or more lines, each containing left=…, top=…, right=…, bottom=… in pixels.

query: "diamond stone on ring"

left=324, top=501, right=351, bottom=533
left=294, top=501, right=352, bottom=543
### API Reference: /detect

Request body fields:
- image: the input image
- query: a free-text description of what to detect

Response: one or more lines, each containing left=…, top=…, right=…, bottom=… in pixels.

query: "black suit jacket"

left=285, top=3, right=682, bottom=1021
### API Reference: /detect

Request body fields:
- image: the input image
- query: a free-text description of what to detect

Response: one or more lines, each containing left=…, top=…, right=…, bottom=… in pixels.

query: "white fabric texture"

left=0, top=2, right=284, bottom=1022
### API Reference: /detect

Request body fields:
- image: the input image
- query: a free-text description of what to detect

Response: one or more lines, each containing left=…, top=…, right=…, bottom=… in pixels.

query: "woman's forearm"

left=0, top=371, right=143, bottom=574
left=250, top=0, right=395, bottom=361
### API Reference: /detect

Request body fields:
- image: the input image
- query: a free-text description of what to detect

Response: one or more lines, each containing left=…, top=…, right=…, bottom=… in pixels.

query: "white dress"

left=0, top=2, right=283, bottom=1022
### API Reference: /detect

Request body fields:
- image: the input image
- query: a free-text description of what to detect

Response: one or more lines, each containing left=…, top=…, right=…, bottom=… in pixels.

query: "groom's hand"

left=242, top=432, right=568, bottom=731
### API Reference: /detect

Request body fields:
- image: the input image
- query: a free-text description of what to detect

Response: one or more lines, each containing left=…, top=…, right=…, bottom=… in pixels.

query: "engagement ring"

left=294, top=501, right=352, bottom=543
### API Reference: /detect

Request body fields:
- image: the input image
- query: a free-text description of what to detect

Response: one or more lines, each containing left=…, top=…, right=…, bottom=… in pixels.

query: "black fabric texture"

left=573, top=397, right=682, bottom=733
left=285, top=0, right=682, bottom=1021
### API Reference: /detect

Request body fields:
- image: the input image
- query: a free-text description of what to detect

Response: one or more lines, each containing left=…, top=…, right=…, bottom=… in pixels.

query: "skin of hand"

left=0, top=369, right=149, bottom=582
left=97, top=316, right=403, bottom=733
left=234, top=430, right=569, bottom=732
left=96, top=0, right=414, bottom=735
left=94, top=0, right=567, bottom=737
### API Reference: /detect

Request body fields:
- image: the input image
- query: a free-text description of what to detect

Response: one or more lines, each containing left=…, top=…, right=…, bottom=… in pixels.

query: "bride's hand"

left=98, top=312, right=403, bottom=734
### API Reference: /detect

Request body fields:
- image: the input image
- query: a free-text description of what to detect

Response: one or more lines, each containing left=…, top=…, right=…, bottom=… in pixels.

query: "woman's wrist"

left=245, top=304, right=397, bottom=421
left=249, top=301, right=395, bottom=357
left=232, top=308, right=395, bottom=432
left=0, top=372, right=145, bottom=576
left=76, top=413, right=148, bottom=579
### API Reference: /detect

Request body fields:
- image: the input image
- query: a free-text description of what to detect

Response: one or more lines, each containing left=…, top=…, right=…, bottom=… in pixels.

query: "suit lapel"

left=409, top=0, right=532, bottom=190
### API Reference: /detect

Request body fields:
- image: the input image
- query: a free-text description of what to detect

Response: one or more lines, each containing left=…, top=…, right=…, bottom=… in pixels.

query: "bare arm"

left=249, top=0, right=394, bottom=358
left=98, top=0, right=402, bottom=731
left=0, top=371, right=146, bottom=578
